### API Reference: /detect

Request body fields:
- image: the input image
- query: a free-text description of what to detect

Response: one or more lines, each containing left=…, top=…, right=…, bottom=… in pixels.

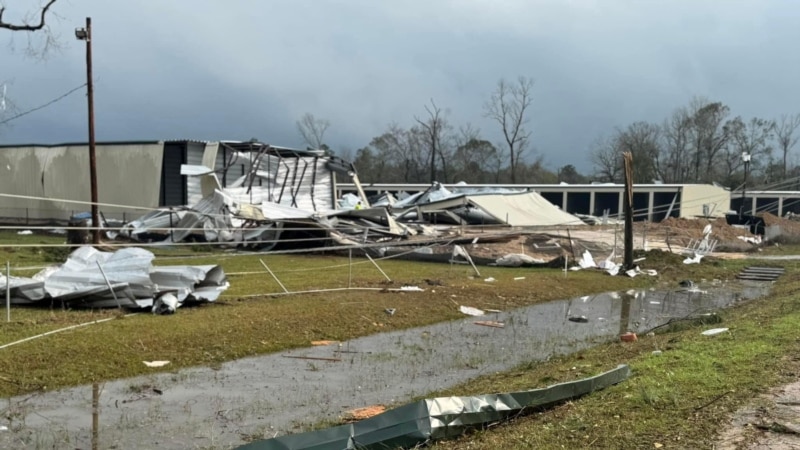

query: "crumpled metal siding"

left=220, top=154, right=333, bottom=211
left=186, top=143, right=210, bottom=206
left=237, top=364, right=630, bottom=450
left=0, top=247, right=229, bottom=310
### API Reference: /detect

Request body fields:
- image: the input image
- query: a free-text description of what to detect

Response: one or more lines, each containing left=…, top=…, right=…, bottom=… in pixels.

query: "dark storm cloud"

left=2, top=0, right=799, bottom=172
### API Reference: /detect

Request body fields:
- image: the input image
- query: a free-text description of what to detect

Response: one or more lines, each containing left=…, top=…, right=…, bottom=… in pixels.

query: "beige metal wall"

left=0, top=143, right=164, bottom=220
left=680, top=184, right=731, bottom=218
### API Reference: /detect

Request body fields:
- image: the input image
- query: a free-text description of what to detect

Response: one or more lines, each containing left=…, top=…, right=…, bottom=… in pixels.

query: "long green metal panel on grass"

left=237, top=364, right=631, bottom=450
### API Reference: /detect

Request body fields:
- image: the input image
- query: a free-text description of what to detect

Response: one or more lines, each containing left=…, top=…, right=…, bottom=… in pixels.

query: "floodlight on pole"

left=740, top=152, right=751, bottom=218
left=76, top=17, right=99, bottom=245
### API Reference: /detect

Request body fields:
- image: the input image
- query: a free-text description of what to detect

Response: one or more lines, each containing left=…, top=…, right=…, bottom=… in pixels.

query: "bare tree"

left=451, top=124, right=499, bottom=183
left=358, top=124, right=428, bottom=183
left=557, top=164, right=588, bottom=184
left=0, top=0, right=62, bottom=57
left=0, top=0, right=58, bottom=30
left=296, top=113, right=330, bottom=150
left=724, top=117, right=774, bottom=186
left=484, top=76, right=534, bottom=183
left=415, top=99, right=451, bottom=183
left=614, top=122, right=662, bottom=183
left=590, top=135, right=622, bottom=183
left=658, top=108, right=693, bottom=183
left=687, top=100, right=733, bottom=182
left=774, top=113, right=800, bottom=179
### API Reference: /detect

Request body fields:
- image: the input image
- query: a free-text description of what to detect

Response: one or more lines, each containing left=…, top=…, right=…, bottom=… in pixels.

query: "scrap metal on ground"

left=0, top=246, right=228, bottom=313
left=237, top=364, right=631, bottom=450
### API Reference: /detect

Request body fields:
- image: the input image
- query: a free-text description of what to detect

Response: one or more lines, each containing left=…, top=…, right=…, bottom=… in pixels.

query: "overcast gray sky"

left=1, top=0, right=799, bottom=172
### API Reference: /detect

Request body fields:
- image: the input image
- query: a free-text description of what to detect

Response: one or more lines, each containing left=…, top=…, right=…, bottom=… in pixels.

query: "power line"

left=0, top=83, right=86, bottom=126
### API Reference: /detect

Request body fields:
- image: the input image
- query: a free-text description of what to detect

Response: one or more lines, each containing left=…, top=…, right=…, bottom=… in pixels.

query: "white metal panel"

left=185, top=143, right=209, bottom=206
left=0, top=143, right=163, bottom=221
left=680, top=185, right=730, bottom=218
left=468, top=192, right=586, bottom=226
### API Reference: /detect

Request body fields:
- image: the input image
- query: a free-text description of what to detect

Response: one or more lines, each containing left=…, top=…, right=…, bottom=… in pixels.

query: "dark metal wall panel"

left=783, top=198, right=800, bottom=215
left=756, top=197, right=779, bottom=215
left=594, top=192, right=619, bottom=217
left=652, top=191, right=680, bottom=222
left=540, top=192, right=563, bottom=209
left=730, top=197, right=744, bottom=215
left=566, top=192, right=590, bottom=215
left=160, top=143, right=187, bottom=206
left=633, top=192, right=649, bottom=220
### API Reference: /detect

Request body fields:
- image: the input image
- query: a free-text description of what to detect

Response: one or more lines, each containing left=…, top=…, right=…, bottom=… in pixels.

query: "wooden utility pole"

left=77, top=17, right=99, bottom=244
left=623, top=152, right=634, bottom=270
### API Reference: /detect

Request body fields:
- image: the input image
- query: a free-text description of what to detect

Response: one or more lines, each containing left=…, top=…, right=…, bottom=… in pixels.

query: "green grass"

left=0, top=232, right=744, bottom=399
left=425, top=261, right=800, bottom=449
left=0, top=230, right=790, bottom=449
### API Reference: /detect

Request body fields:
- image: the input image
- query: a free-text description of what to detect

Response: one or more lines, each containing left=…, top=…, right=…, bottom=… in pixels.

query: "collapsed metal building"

left=337, top=182, right=733, bottom=221
left=0, top=140, right=354, bottom=222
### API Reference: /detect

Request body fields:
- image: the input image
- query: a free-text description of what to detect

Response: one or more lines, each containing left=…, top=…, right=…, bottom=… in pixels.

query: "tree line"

left=301, top=90, right=800, bottom=190
left=298, top=77, right=591, bottom=185
left=590, top=98, right=800, bottom=189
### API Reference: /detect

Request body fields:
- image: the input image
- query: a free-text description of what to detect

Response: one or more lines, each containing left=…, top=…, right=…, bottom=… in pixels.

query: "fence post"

left=5, top=261, right=10, bottom=323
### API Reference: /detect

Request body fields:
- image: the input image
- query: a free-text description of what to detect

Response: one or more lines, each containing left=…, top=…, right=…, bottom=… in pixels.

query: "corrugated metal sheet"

left=0, top=143, right=164, bottom=220
left=188, top=143, right=335, bottom=211
left=467, top=192, right=586, bottom=226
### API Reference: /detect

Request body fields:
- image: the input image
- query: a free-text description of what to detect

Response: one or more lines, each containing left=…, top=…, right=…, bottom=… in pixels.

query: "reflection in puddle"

left=0, top=282, right=769, bottom=449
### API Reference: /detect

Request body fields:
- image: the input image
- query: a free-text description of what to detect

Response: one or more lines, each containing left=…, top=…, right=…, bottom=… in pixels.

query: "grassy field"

left=0, top=231, right=794, bottom=448
left=425, top=261, right=800, bottom=449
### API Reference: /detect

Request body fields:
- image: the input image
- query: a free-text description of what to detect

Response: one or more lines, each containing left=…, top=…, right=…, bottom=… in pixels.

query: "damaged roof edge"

left=0, top=140, right=162, bottom=148
left=0, top=140, right=330, bottom=158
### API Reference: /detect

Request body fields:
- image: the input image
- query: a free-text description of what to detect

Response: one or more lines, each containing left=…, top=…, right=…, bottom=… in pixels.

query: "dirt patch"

left=761, top=212, right=800, bottom=236
left=632, top=217, right=753, bottom=247
left=716, top=380, right=800, bottom=449
left=447, top=214, right=800, bottom=264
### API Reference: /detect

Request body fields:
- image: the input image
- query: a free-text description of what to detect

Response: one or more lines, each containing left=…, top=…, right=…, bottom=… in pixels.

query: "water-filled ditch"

left=0, top=280, right=768, bottom=449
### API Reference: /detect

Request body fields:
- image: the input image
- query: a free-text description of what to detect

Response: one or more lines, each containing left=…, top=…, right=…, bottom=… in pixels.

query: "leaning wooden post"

left=623, top=152, right=634, bottom=270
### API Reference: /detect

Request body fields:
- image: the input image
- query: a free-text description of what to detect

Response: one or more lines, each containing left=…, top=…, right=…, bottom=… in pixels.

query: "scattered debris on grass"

left=342, top=405, right=387, bottom=423
left=142, top=361, right=170, bottom=368
left=474, top=320, right=505, bottom=328
left=701, top=328, right=729, bottom=336
left=620, top=332, right=638, bottom=342
left=459, top=306, right=485, bottom=316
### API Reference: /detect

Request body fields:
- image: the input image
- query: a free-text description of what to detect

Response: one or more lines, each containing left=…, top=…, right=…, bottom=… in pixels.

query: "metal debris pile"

left=119, top=160, right=587, bottom=250
left=0, top=246, right=228, bottom=313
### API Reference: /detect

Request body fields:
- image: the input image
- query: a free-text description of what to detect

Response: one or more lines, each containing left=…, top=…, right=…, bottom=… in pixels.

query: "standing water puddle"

left=1, top=282, right=768, bottom=449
